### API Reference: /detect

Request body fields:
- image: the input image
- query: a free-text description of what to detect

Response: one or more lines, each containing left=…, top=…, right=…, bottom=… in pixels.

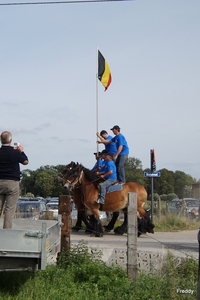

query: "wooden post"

left=127, top=192, right=137, bottom=282
left=157, top=197, right=161, bottom=220
left=58, top=195, right=71, bottom=251
left=197, top=229, right=200, bottom=299
left=151, top=177, right=154, bottom=223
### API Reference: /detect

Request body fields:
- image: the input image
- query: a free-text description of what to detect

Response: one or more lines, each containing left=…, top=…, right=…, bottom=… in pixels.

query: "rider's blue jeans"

left=99, top=179, right=116, bottom=203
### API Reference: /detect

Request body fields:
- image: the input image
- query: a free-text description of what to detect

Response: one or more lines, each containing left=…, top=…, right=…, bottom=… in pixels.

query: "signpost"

left=144, top=149, right=161, bottom=223
left=144, top=172, right=161, bottom=178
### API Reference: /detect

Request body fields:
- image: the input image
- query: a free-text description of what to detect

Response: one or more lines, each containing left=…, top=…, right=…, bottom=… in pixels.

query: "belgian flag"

left=98, top=50, right=112, bottom=91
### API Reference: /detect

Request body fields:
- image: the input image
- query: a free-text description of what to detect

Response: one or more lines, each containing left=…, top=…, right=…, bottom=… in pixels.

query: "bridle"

left=63, top=169, right=102, bottom=191
left=63, top=169, right=83, bottom=191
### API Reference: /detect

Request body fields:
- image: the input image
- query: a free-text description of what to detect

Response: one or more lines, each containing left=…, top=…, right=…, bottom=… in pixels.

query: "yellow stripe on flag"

left=98, top=50, right=112, bottom=91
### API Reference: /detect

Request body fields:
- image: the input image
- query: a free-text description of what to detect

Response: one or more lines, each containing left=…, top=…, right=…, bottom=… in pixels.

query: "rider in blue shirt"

left=97, top=125, right=129, bottom=183
left=91, top=152, right=104, bottom=172
left=96, top=153, right=117, bottom=204
left=100, top=130, right=117, bottom=155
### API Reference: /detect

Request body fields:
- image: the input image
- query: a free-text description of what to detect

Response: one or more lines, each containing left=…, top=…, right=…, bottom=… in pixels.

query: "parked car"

left=18, top=197, right=30, bottom=202
left=46, top=202, right=59, bottom=220
left=167, top=198, right=200, bottom=219
left=166, top=198, right=180, bottom=215
left=15, top=200, right=46, bottom=220
left=184, top=198, right=200, bottom=219
left=45, top=197, right=59, bottom=204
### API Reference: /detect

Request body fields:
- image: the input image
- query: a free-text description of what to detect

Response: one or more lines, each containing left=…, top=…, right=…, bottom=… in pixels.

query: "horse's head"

left=55, top=173, right=64, bottom=183
left=55, top=161, right=78, bottom=185
left=62, top=164, right=83, bottom=191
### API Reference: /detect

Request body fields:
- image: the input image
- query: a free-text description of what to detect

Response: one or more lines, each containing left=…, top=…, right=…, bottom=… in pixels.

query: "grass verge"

left=0, top=241, right=198, bottom=300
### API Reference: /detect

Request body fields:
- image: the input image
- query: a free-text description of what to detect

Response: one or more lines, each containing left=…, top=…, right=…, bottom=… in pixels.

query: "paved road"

left=70, top=229, right=199, bottom=259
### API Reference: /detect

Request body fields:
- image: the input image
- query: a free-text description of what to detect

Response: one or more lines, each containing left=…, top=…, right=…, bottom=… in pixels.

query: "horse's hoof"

left=85, top=229, right=92, bottom=234
left=72, top=226, right=81, bottom=231
left=95, top=232, right=103, bottom=237
left=114, top=231, right=124, bottom=235
left=103, top=226, right=113, bottom=232
left=114, top=227, right=125, bottom=235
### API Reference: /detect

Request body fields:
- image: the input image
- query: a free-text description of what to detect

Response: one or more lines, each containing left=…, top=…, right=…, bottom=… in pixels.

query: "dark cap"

left=93, top=152, right=101, bottom=156
left=100, top=130, right=108, bottom=136
left=106, top=152, right=114, bottom=159
left=110, top=125, right=120, bottom=131
left=100, top=150, right=108, bottom=155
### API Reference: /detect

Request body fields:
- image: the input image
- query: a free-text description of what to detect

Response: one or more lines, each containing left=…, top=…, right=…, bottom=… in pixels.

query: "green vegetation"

left=19, top=157, right=197, bottom=198
left=20, top=165, right=68, bottom=198
left=154, top=214, right=199, bottom=232
left=0, top=242, right=197, bottom=300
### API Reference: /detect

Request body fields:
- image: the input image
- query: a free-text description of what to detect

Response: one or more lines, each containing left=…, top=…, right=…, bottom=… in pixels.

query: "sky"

left=0, top=0, right=200, bottom=180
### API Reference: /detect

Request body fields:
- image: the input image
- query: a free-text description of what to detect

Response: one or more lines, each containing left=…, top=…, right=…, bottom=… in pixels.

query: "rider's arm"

left=96, top=132, right=111, bottom=144
left=114, top=145, right=123, bottom=160
left=101, top=170, right=113, bottom=179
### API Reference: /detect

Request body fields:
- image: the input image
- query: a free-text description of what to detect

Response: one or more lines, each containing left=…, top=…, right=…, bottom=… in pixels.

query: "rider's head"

left=110, top=125, right=120, bottom=135
left=100, top=130, right=108, bottom=138
left=105, top=153, right=114, bottom=161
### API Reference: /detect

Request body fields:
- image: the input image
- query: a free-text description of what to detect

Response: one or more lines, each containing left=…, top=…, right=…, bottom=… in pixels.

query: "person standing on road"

left=0, top=131, right=29, bottom=229
left=97, top=125, right=129, bottom=183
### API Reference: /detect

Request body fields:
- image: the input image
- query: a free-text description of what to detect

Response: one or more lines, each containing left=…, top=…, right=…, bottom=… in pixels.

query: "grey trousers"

left=0, top=180, right=19, bottom=229
left=115, top=154, right=128, bottom=183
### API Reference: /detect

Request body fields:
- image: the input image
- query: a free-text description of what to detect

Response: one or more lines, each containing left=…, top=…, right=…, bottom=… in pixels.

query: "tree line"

left=19, top=157, right=197, bottom=199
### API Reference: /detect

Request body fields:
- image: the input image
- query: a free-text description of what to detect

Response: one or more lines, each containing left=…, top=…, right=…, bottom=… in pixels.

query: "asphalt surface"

left=70, top=229, right=199, bottom=259
left=0, top=218, right=199, bottom=259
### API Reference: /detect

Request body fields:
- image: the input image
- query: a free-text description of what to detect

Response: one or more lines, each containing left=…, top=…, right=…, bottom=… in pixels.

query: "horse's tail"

left=126, top=181, right=148, bottom=217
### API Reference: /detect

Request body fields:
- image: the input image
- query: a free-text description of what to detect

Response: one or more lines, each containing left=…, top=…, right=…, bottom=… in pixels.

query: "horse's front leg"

left=92, top=217, right=103, bottom=237
left=104, top=211, right=119, bottom=232
left=72, top=209, right=83, bottom=231
left=85, top=201, right=103, bottom=237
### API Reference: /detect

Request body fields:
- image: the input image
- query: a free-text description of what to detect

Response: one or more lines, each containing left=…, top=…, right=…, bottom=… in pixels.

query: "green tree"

left=20, top=165, right=67, bottom=198
left=153, top=168, right=175, bottom=195
left=20, top=169, right=36, bottom=196
left=124, top=157, right=145, bottom=185
left=34, top=171, right=54, bottom=197
left=174, top=171, right=196, bottom=198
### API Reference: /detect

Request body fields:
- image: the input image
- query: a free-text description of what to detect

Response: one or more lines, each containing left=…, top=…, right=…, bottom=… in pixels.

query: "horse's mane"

left=77, top=163, right=102, bottom=186
left=83, top=167, right=100, bottom=182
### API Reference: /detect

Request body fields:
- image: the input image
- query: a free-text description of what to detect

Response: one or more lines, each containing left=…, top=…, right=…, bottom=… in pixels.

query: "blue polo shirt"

left=91, top=158, right=103, bottom=171
left=103, top=160, right=117, bottom=180
left=112, top=133, right=129, bottom=155
left=105, top=135, right=117, bottom=155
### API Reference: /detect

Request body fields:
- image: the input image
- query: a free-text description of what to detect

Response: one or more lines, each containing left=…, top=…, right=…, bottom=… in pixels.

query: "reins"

left=70, top=170, right=102, bottom=190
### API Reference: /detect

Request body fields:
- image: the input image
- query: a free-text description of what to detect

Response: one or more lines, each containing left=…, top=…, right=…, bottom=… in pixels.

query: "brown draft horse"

left=56, top=162, right=95, bottom=232
left=61, top=162, right=152, bottom=237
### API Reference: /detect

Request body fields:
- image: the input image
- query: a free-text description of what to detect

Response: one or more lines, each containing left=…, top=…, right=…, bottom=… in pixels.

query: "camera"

left=14, top=142, right=20, bottom=147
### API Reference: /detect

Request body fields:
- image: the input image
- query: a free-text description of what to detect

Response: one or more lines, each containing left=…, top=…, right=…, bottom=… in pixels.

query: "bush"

left=0, top=242, right=197, bottom=299
left=166, top=193, right=178, bottom=201
left=160, top=194, right=167, bottom=201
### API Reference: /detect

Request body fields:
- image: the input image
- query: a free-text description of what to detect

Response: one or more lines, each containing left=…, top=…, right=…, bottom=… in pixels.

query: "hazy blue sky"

left=0, top=0, right=199, bottom=179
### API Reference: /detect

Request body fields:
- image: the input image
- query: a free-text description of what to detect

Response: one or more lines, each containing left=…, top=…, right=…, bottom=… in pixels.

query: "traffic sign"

left=144, top=172, right=161, bottom=178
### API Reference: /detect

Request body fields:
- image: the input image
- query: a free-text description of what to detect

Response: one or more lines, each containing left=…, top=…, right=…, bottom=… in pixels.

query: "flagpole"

left=96, top=47, right=99, bottom=155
